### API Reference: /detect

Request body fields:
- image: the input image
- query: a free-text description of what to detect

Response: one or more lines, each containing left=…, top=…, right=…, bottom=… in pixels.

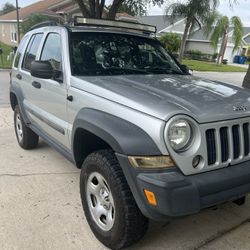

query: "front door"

left=24, top=31, right=69, bottom=149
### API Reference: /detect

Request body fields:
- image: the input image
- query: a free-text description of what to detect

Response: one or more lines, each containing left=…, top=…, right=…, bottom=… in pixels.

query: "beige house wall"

left=185, top=40, right=215, bottom=55
left=0, top=22, right=19, bottom=46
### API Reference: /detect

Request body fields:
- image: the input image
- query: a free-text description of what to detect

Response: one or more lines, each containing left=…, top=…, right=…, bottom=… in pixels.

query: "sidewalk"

left=228, top=63, right=249, bottom=69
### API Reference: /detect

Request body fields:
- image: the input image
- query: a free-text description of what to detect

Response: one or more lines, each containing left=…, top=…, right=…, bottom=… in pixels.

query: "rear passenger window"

left=40, top=33, right=61, bottom=71
left=13, top=36, right=28, bottom=68
left=22, top=33, right=43, bottom=71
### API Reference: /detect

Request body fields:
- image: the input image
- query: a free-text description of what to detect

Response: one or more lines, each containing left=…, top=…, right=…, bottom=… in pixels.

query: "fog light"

left=192, top=155, right=203, bottom=169
left=144, top=189, right=157, bottom=206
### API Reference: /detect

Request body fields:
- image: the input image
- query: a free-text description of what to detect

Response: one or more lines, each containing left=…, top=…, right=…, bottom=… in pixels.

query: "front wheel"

left=80, top=150, right=149, bottom=249
left=14, top=106, right=39, bottom=149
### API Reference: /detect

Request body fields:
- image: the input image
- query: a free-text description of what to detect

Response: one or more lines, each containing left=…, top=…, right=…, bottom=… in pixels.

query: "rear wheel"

left=80, top=150, right=149, bottom=249
left=14, top=106, right=39, bottom=149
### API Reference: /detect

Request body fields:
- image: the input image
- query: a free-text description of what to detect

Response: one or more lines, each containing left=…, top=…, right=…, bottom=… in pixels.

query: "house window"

left=11, top=32, right=17, bottom=43
left=10, top=24, right=18, bottom=43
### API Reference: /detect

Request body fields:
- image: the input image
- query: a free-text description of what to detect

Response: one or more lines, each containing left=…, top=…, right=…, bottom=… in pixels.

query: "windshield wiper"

left=144, top=66, right=184, bottom=75
left=102, top=67, right=149, bottom=75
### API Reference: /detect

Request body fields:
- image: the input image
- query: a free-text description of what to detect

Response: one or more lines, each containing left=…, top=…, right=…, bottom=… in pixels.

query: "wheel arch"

left=10, top=92, right=18, bottom=110
left=72, top=108, right=161, bottom=168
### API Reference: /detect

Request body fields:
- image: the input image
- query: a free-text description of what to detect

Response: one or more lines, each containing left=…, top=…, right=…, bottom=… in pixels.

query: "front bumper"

left=116, top=154, right=250, bottom=221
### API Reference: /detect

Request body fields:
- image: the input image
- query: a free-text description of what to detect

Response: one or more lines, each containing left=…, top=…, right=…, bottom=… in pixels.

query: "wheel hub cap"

left=86, top=172, right=115, bottom=231
left=15, top=114, right=23, bottom=142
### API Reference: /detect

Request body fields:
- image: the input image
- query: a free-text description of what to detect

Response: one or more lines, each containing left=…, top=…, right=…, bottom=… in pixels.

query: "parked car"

left=10, top=17, right=250, bottom=249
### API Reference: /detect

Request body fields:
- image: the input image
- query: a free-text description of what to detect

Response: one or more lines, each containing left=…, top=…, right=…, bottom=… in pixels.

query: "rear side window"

left=22, top=33, right=43, bottom=71
left=13, top=36, right=28, bottom=68
left=40, top=33, right=62, bottom=71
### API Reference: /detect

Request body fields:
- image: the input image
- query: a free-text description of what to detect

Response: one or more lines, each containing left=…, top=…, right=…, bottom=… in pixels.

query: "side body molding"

left=72, top=108, right=161, bottom=156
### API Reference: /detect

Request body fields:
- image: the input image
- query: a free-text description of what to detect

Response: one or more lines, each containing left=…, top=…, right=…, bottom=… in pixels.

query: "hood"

left=74, top=74, right=250, bottom=123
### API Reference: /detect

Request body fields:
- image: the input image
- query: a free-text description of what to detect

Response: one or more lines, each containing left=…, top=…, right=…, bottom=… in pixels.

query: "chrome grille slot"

left=206, top=129, right=216, bottom=165
left=205, top=121, right=250, bottom=166
left=243, top=123, right=250, bottom=156
left=220, top=127, right=229, bottom=162
left=232, top=125, right=240, bottom=159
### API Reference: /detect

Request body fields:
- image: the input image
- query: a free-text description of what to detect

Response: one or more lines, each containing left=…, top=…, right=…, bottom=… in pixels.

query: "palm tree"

left=243, top=66, right=250, bottom=88
left=210, top=15, right=243, bottom=64
left=166, top=0, right=219, bottom=62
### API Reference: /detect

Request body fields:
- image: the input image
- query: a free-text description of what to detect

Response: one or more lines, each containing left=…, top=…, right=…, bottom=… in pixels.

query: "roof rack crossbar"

left=73, top=17, right=157, bottom=34
left=29, top=21, right=61, bottom=32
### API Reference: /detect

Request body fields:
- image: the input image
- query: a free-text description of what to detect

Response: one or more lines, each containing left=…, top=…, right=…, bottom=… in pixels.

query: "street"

left=0, top=70, right=250, bottom=250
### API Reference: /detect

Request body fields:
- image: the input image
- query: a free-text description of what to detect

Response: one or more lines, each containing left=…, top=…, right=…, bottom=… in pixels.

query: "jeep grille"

left=205, top=122, right=250, bottom=166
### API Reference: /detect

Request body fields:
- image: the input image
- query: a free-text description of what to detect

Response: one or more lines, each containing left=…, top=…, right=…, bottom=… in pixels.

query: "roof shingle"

left=0, top=0, right=63, bottom=21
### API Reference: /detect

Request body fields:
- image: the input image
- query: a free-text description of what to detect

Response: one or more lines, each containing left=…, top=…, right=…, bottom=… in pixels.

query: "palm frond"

left=210, top=16, right=229, bottom=49
left=231, top=16, right=243, bottom=51
left=202, top=10, right=221, bottom=37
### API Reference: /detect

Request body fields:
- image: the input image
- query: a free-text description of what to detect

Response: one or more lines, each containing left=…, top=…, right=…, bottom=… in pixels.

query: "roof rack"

left=28, top=21, right=62, bottom=31
left=73, top=17, right=157, bottom=34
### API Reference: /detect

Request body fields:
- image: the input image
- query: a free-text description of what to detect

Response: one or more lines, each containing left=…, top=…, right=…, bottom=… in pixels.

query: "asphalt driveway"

left=0, top=70, right=250, bottom=250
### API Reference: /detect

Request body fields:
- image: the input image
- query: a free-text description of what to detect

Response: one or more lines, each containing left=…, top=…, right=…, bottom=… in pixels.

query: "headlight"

left=168, top=119, right=192, bottom=151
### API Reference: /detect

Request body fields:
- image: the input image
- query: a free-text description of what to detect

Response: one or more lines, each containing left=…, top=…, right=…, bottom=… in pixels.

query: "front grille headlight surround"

left=165, top=116, right=200, bottom=154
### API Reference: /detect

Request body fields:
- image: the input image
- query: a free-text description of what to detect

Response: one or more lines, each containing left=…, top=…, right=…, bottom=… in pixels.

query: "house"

left=139, top=15, right=250, bottom=62
left=0, top=0, right=80, bottom=46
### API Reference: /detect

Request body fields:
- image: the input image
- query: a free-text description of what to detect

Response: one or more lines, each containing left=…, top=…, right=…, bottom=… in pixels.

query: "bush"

left=21, top=14, right=51, bottom=34
left=185, top=50, right=203, bottom=56
left=159, top=32, right=181, bottom=53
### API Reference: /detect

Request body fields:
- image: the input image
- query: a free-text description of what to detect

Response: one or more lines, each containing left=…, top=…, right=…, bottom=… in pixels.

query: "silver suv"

left=10, top=18, right=250, bottom=249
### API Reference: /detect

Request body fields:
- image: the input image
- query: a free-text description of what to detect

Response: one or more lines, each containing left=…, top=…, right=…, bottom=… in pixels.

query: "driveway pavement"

left=194, top=71, right=245, bottom=87
left=0, top=70, right=250, bottom=250
left=0, top=70, right=10, bottom=107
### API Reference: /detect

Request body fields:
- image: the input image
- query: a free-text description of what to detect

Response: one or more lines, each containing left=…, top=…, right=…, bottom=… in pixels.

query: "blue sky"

left=1, top=0, right=250, bottom=26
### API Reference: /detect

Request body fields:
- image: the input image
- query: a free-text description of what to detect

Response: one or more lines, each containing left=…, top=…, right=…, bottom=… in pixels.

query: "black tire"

left=80, top=150, right=149, bottom=249
left=14, top=106, right=39, bottom=149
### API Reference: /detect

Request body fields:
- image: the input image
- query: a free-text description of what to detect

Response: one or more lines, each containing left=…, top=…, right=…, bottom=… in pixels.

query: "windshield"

left=70, top=32, right=183, bottom=76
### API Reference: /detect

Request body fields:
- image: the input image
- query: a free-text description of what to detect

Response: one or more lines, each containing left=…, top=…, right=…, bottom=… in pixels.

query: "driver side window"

left=40, top=33, right=62, bottom=71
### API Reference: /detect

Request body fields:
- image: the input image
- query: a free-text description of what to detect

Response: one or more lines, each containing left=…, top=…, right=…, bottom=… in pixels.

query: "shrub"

left=159, top=32, right=181, bottom=53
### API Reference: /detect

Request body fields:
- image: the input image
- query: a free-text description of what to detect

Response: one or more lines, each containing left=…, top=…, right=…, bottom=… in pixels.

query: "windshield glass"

left=70, top=32, right=183, bottom=76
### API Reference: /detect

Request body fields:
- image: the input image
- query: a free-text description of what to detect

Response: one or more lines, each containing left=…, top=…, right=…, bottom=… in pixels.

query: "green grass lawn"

left=0, top=42, right=13, bottom=69
left=183, top=59, right=247, bottom=72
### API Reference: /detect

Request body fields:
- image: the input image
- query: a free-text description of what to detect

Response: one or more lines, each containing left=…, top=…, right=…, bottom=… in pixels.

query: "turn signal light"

left=128, top=156, right=175, bottom=169
left=144, top=189, right=157, bottom=206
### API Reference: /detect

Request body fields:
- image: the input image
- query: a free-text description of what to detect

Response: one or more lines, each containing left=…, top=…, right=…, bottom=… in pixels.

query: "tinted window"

left=22, top=33, right=43, bottom=71
left=40, top=33, right=61, bottom=71
left=13, top=36, right=28, bottom=68
left=70, top=33, right=183, bottom=76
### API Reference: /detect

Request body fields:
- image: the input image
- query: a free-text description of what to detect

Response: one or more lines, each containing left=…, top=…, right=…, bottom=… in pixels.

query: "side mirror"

left=180, top=64, right=193, bottom=75
left=31, top=61, right=61, bottom=80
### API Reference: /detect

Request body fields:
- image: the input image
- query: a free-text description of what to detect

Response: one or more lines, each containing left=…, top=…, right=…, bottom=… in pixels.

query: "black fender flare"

left=72, top=108, right=161, bottom=156
left=10, top=83, right=30, bottom=124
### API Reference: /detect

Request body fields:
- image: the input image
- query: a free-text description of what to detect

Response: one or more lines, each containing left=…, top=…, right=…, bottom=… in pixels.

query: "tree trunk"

left=95, top=0, right=105, bottom=18
left=107, top=0, right=124, bottom=20
left=217, top=27, right=229, bottom=64
left=178, top=20, right=191, bottom=63
left=243, top=65, right=250, bottom=88
left=89, top=0, right=95, bottom=18
left=220, top=32, right=229, bottom=64
left=75, top=0, right=91, bottom=17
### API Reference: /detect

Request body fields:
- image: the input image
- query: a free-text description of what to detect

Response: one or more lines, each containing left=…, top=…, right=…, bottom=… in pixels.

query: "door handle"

left=67, top=95, right=73, bottom=102
left=16, top=74, right=22, bottom=80
left=32, top=81, right=41, bottom=89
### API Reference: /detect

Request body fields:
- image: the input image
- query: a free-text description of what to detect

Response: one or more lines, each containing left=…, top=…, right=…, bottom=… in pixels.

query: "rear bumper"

left=116, top=154, right=250, bottom=220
